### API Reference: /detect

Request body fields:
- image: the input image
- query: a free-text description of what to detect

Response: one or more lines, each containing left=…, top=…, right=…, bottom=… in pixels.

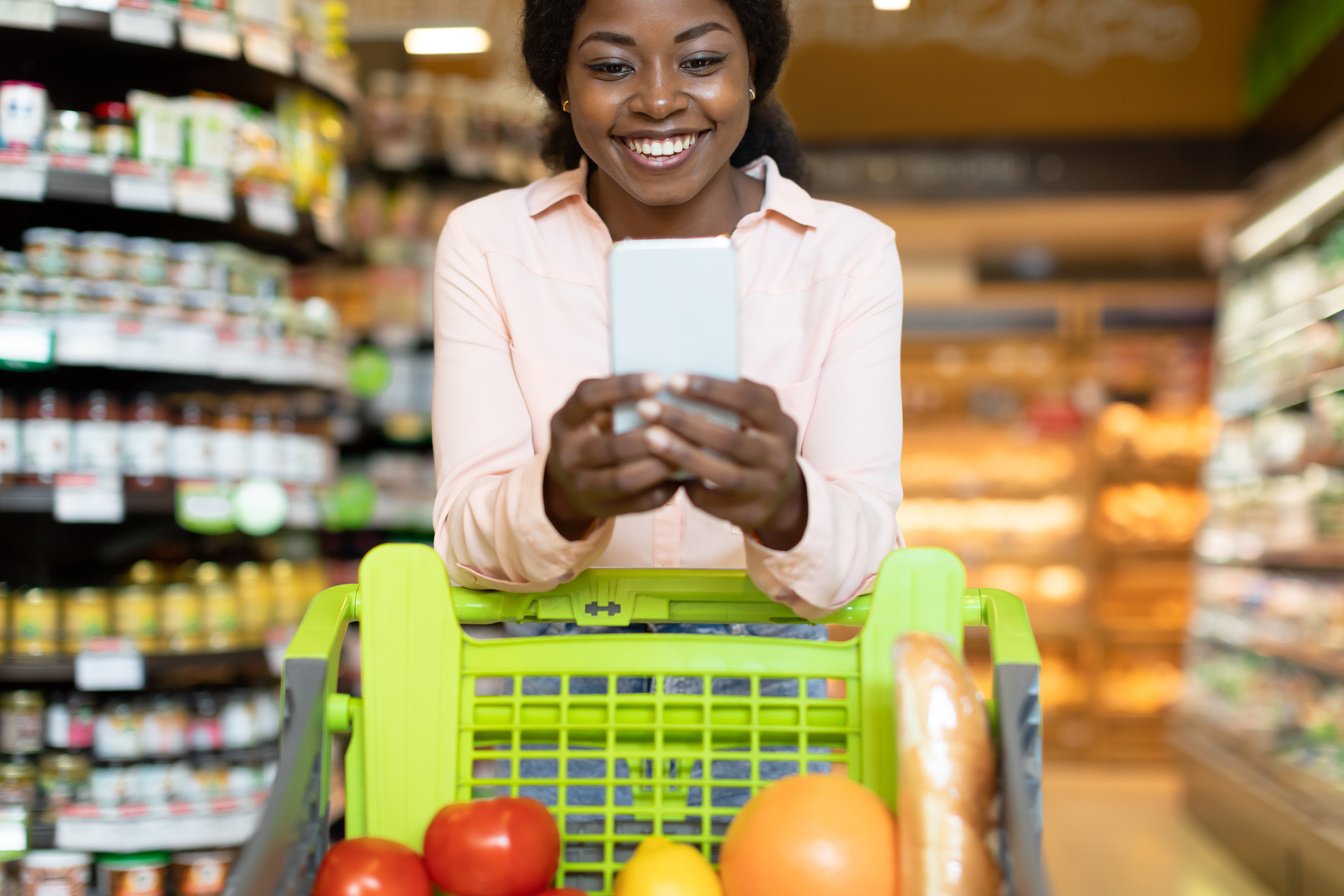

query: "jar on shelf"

left=142, top=694, right=188, bottom=759
left=21, top=851, right=92, bottom=895
left=170, top=394, right=214, bottom=482
left=132, top=284, right=179, bottom=324
left=71, top=391, right=122, bottom=477
left=11, top=588, right=58, bottom=657
left=37, top=278, right=81, bottom=316
left=161, top=580, right=205, bottom=654
left=38, top=752, right=90, bottom=823
left=45, top=110, right=93, bottom=156
left=21, top=388, right=71, bottom=485
left=233, top=562, right=274, bottom=645
left=246, top=396, right=281, bottom=480
left=122, top=392, right=170, bottom=493
left=93, top=101, right=135, bottom=160
left=83, top=279, right=131, bottom=316
left=219, top=691, right=255, bottom=750
left=74, top=231, right=124, bottom=281
left=211, top=395, right=249, bottom=482
left=22, top=228, right=75, bottom=278
left=0, top=690, right=45, bottom=753
left=125, top=238, right=170, bottom=287
left=170, top=850, right=233, bottom=896
left=197, top=563, right=239, bottom=651
left=251, top=688, right=281, bottom=742
left=114, top=561, right=162, bottom=653
left=0, top=759, right=36, bottom=811
left=180, top=289, right=225, bottom=330
left=97, top=852, right=169, bottom=896
left=169, top=243, right=213, bottom=292
left=95, top=699, right=143, bottom=762
left=268, top=560, right=303, bottom=628
left=62, top=587, right=110, bottom=654
left=187, top=692, right=223, bottom=753
left=0, top=388, right=19, bottom=487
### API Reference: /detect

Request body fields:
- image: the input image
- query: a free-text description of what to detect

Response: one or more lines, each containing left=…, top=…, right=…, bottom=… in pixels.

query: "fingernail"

left=645, top=426, right=672, bottom=450
left=643, top=373, right=662, bottom=393
left=637, top=399, right=662, bottom=421
left=669, top=373, right=690, bottom=394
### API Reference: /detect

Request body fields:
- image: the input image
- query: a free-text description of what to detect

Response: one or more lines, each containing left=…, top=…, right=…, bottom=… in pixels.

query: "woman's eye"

left=683, top=56, right=725, bottom=72
left=589, top=61, right=633, bottom=77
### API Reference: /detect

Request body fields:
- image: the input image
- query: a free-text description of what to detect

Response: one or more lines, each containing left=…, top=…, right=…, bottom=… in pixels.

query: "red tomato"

left=313, top=837, right=432, bottom=896
left=423, top=796, right=560, bottom=896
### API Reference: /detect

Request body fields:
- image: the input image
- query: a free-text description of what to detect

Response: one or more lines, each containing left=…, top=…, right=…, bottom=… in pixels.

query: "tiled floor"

left=1044, top=763, right=1270, bottom=896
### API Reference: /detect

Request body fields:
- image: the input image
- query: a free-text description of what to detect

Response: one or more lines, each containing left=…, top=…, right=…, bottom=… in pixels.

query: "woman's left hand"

left=639, top=375, right=808, bottom=551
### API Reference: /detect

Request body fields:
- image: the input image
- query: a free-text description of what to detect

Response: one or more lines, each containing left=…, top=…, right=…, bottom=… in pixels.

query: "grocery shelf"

left=1174, top=720, right=1344, bottom=893
left=0, top=7, right=356, bottom=109
left=56, top=793, right=267, bottom=854
left=1217, top=281, right=1344, bottom=362
left=0, top=648, right=271, bottom=684
left=0, top=484, right=173, bottom=516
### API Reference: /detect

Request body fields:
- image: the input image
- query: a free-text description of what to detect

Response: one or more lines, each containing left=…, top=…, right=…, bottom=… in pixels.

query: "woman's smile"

left=616, top=129, right=710, bottom=170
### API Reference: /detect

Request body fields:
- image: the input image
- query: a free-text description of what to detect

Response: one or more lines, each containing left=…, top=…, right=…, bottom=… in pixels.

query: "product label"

left=122, top=421, right=169, bottom=477
left=0, top=419, right=18, bottom=473
left=73, top=420, right=122, bottom=473
left=212, top=429, right=249, bottom=480
left=247, top=431, right=281, bottom=479
left=21, top=418, right=71, bottom=476
left=170, top=426, right=213, bottom=480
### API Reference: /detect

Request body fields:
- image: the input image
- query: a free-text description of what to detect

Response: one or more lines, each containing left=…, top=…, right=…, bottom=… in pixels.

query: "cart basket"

left=226, top=544, right=1049, bottom=895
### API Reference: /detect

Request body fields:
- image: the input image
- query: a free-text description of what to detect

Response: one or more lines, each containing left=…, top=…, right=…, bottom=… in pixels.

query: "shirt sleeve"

left=431, top=210, right=614, bottom=591
left=743, top=231, right=905, bottom=616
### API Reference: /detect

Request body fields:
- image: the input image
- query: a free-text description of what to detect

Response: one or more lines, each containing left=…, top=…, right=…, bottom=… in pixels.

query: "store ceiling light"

left=1231, top=159, right=1344, bottom=263
left=873, top=0, right=912, bottom=9
left=404, top=26, right=492, bottom=56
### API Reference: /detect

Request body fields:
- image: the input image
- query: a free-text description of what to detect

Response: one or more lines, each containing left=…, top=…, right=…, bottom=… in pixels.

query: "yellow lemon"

left=613, top=836, right=724, bottom=896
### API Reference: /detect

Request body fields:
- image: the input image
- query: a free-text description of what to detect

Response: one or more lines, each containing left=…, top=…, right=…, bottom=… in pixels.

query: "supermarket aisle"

left=1044, top=763, right=1269, bottom=896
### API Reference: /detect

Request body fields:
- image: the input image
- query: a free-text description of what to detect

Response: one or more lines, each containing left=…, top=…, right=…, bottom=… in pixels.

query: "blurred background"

left=1, top=0, right=1342, bottom=893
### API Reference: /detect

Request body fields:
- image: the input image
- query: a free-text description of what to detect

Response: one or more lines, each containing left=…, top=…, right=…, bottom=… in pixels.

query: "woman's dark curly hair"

left=521, top=0, right=807, bottom=184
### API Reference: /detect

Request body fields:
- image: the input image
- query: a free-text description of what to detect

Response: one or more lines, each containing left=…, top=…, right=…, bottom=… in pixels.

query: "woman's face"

left=564, top=0, right=753, bottom=209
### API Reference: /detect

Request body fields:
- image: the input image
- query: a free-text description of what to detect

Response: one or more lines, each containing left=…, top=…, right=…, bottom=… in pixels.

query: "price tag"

left=75, top=637, right=146, bottom=691
left=174, top=169, right=233, bottom=221
left=111, top=164, right=173, bottom=211
left=179, top=18, right=240, bottom=58
left=176, top=480, right=235, bottom=535
left=243, top=27, right=294, bottom=74
left=159, top=321, right=216, bottom=374
left=0, top=317, right=54, bottom=366
left=54, top=314, right=119, bottom=366
left=244, top=184, right=298, bottom=235
left=77, top=0, right=118, bottom=10
left=0, top=0, right=57, bottom=29
left=110, top=7, right=175, bottom=47
left=55, top=473, right=126, bottom=523
left=0, top=150, right=48, bottom=202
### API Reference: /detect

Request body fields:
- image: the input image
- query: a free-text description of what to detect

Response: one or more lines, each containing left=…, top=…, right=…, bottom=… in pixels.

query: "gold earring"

left=749, top=87, right=757, bottom=102
left=562, top=99, right=571, bottom=113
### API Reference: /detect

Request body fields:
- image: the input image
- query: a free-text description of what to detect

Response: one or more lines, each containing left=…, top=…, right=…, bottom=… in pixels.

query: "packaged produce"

left=130, top=93, right=183, bottom=167
left=181, top=97, right=236, bottom=173
left=0, top=81, right=47, bottom=150
left=895, top=632, right=1000, bottom=894
left=20, top=850, right=91, bottom=896
left=170, top=850, right=233, bottom=895
left=96, top=852, right=168, bottom=896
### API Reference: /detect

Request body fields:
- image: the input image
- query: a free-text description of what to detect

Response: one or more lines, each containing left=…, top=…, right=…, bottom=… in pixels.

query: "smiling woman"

left=431, top=0, right=904, bottom=620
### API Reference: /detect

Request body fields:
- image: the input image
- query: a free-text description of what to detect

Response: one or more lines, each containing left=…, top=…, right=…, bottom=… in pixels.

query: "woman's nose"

left=629, top=67, right=689, bottom=119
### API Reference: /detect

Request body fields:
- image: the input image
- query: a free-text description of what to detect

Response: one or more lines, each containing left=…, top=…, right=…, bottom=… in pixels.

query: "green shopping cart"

left=224, top=543, right=1050, bottom=895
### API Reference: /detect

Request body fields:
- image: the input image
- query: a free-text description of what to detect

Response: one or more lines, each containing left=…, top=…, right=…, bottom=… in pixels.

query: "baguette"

left=895, top=632, right=1001, bottom=895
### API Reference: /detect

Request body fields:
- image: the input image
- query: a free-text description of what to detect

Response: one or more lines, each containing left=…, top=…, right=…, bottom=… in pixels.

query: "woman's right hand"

left=543, top=373, right=680, bottom=541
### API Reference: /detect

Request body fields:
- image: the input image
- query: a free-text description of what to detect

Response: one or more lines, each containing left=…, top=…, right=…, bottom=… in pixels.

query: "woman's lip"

left=614, top=131, right=707, bottom=171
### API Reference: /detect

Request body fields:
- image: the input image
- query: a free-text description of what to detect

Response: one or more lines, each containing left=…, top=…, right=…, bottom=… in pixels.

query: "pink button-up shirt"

left=431, top=156, right=904, bottom=616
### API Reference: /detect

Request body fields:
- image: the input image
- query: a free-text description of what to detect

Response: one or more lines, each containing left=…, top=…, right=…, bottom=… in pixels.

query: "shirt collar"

left=524, top=154, right=818, bottom=230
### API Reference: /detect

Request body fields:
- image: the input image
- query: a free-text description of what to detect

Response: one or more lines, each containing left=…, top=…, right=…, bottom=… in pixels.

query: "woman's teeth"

left=622, top=133, right=698, bottom=158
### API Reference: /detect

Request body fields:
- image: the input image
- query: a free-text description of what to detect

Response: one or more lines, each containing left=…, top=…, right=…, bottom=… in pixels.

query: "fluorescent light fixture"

left=1231, top=159, right=1344, bottom=263
left=404, top=26, right=492, bottom=56
left=874, top=0, right=912, bottom=9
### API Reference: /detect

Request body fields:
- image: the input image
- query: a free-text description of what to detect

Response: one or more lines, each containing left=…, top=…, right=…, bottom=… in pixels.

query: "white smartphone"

left=609, top=237, right=739, bottom=437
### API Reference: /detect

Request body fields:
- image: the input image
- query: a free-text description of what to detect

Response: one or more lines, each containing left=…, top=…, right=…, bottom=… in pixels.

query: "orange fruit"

left=719, top=774, right=899, bottom=896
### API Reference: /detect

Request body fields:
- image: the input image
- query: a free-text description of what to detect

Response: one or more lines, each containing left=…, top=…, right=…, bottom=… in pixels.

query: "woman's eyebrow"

left=576, top=22, right=729, bottom=50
